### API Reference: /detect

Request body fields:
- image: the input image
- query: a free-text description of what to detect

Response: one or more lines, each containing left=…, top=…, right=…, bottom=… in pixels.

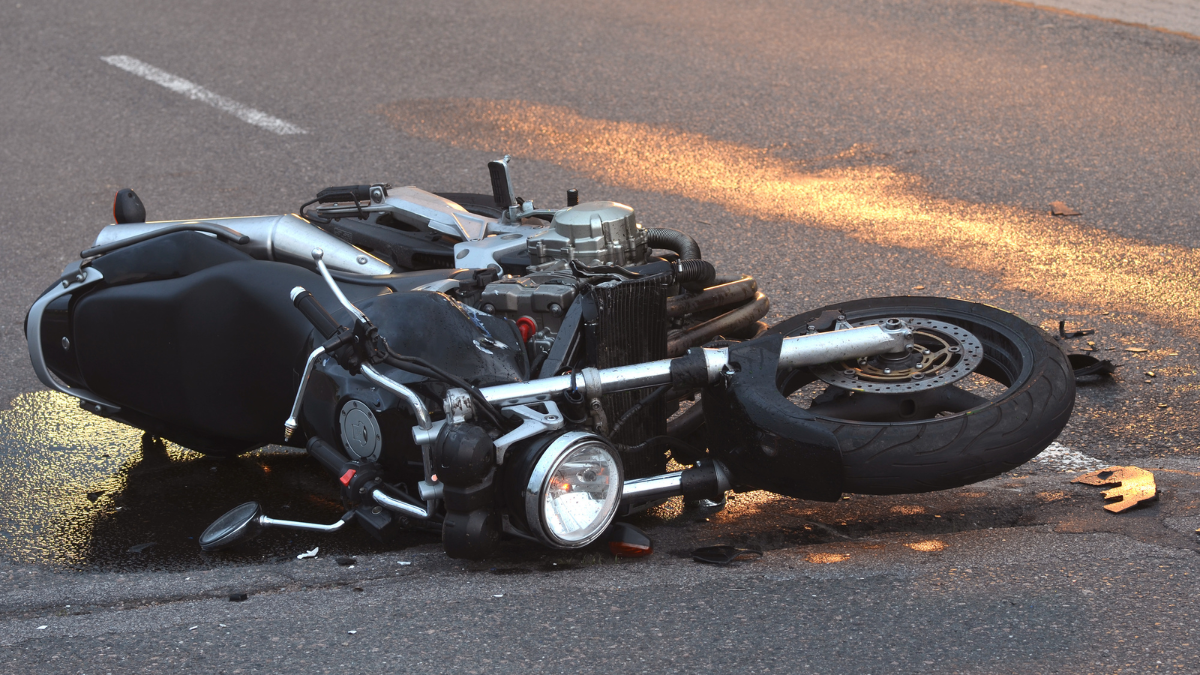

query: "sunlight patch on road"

left=383, top=99, right=1200, bottom=331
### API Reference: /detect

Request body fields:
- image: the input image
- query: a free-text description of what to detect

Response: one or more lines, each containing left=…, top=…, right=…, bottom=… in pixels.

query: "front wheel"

left=767, top=297, right=1075, bottom=494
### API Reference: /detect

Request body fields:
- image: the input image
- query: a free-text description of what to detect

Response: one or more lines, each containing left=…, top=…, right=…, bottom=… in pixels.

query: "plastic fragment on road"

left=1072, top=466, right=1157, bottom=512
left=1049, top=201, right=1081, bottom=216
left=296, top=547, right=319, bottom=560
left=1067, top=354, right=1118, bottom=382
left=1124, top=347, right=1149, bottom=353
left=690, top=545, right=763, bottom=565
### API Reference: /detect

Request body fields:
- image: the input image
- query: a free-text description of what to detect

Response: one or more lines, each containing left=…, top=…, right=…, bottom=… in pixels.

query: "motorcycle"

left=25, top=157, right=1075, bottom=559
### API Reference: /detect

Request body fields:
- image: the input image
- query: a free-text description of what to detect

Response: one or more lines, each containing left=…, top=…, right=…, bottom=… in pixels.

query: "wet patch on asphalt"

left=0, top=392, right=435, bottom=572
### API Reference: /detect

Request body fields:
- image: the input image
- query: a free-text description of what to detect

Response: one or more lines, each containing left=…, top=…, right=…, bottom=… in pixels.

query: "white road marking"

left=1029, top=441, right=1108, bottom=473
left=100, top=55, right=307, bottom=135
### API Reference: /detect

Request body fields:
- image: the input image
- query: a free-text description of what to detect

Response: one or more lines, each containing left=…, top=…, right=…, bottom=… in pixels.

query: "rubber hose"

left=675, top=259, right=716, bottom=288
left=645, top=227, right=702, bottom=261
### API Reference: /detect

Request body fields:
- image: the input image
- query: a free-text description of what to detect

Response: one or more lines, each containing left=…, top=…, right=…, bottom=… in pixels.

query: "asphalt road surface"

left=2, top=0, right=1199, bottom=672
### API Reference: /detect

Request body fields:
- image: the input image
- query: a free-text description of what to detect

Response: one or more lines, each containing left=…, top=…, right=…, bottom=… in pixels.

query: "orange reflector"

left=610, top=541, right=653, bottom=558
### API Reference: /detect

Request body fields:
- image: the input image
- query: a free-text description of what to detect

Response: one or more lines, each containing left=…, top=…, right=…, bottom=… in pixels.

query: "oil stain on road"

left=383, top=98, right=1200, bottom=334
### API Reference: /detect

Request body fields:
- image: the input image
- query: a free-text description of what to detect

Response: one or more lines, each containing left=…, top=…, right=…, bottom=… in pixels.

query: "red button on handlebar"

left=339, top=468, right=357, bottom=486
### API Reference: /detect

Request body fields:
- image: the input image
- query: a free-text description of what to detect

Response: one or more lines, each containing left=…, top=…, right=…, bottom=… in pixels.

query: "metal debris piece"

left=1072, top=466, right=1157, bottom=512
left=1057, top=320, right=1095, bottom=340
left=1050, top=201, right=1082, bottom=216
left=296, top=547, right=319, bottom=560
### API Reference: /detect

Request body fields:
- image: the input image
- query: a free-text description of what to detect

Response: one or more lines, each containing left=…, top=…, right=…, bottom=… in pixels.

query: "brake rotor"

left=812, top=317, right=984, bottom=393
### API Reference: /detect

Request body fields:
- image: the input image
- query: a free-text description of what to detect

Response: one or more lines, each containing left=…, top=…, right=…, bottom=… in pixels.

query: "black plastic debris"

left=1057, top=320, right=1095, bottom=340
left=229, top=593, right=248, bottom=602
left=1068, top=353, right=1119, bottom=382
left=691, top=545, right=763, bottom=565
left=1050, top=201, right=1081, bottom=216
left=336, top=556, right=357, bottom=566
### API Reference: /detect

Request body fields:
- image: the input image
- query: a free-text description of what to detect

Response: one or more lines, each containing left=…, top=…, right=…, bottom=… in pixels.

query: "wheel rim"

left=777, top=306, right=1036, bottom=424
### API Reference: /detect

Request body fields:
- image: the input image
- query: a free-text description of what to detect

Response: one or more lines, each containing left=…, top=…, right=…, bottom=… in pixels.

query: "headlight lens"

left=526, top=432, right=623, bottom=548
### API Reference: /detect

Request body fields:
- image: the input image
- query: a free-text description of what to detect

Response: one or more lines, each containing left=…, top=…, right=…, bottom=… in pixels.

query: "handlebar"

left=290, top=286, right=343, bottom=339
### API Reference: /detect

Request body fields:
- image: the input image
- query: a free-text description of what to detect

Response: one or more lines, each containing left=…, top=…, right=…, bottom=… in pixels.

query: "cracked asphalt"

left=1, top=0, right=1198, bottom=671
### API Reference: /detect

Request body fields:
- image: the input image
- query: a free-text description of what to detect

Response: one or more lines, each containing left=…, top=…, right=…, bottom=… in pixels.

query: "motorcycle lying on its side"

left=25, top=157, right=1075, bottom=559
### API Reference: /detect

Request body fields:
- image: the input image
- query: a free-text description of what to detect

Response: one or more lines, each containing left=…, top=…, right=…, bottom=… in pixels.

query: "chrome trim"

left=25, top=265, right=120, bottom=411
left=620, top=471, right=684, bottom=502
left=371, top=489, right=431, bottom=520
left=362, top=364, right=432, bottom=430
left=478, top=324, right=911, bottom=406
left=311, top=248, right=369, bottom=323
left=284, top=346, right=325, bottom=442
left=523, top=431, right=623, bottom=549
left=493, top=402, right=564, bottom=464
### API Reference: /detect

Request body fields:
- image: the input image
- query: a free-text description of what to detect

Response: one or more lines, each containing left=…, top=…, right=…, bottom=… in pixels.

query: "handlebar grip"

left=291, top=287, right=343, bottom=339
left=307, top=437, right=351, bottom=477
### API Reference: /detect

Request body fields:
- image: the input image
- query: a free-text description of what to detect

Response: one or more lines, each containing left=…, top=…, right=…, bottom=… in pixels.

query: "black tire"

left=767, top=297, right=1075, bottom=495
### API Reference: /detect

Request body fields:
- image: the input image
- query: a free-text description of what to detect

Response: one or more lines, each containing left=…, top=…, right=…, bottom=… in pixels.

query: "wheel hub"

left=812, top=317, right=984, bottom=393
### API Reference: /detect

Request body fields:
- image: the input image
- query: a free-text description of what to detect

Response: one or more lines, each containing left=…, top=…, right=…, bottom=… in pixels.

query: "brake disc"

left=812, top=317, right=984, bottom=393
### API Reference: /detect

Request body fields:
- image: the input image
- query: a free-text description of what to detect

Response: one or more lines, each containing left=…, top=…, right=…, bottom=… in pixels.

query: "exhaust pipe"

left=92, top=214, right=392, bottom=274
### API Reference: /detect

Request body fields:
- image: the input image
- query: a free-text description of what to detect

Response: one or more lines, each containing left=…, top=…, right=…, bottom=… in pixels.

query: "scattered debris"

left=1072, top=467, right=1158, bottom=512
left=296, top=547, right=319, bottom=560
left=1049, top=201, right=1081, bottom=216
left=36, top=626, right=47, bottom=630
left=691, top=545, right=764, bottom=565
left=229, top=593, right=249, bottom=602
left=493, top=594, right=505, bottom=598
left=1057, top=320, right=1095, bottom=340
left=397, top=561, right=412, bottom=566
left=347, top=630, right=357, bottom=634
left=336, top=556, right=356, bottom=566
left=907, top=540, right=946, bottom=552
left=188, top=626, right=198, bottom=631
left=127, top=542, right=156, bottom=554
left=1124, top=347, right=1149, bottom=354
left=86, top=491, right=104, bottom=502
left=806, top=552, right=850, bottom=563
left=913, top=285, right=926, bottom=290
left=1146, top=371, right=1155, bottom=377
left=1067, top=354, right=1119, bottom=382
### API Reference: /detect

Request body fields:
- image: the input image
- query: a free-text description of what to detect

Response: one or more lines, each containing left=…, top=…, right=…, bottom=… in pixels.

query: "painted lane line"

left=100, top=55, right=306, bottom=135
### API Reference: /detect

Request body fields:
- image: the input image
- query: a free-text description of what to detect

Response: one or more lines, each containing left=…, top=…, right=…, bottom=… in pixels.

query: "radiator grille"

left=584, top=276, right=669, bottom=478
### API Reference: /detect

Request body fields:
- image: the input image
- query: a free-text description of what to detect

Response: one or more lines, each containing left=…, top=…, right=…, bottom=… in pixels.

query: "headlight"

left=522, top=432, right=623, bottom=548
